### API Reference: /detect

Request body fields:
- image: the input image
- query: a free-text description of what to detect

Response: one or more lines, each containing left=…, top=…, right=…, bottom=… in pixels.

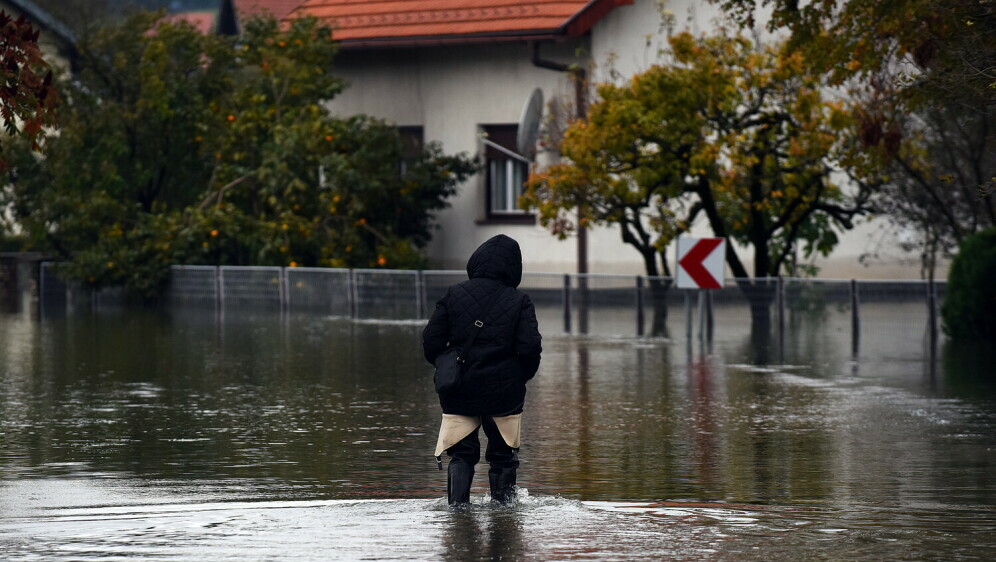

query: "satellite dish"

left=516, top=88, right=544, bottom=159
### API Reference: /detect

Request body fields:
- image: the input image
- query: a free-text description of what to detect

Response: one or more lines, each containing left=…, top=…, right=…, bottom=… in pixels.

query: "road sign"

left=676, top=237, right=725, bottom=289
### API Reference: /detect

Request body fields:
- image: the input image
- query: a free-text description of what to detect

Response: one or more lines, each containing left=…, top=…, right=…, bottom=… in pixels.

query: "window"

left=483, top=124, right=533, bottom=222
left=398, top=126, right=423, bottom=176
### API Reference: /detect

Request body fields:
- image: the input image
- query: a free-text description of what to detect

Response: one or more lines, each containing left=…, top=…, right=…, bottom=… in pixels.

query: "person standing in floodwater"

left=422, top=234, right=542, bottom=506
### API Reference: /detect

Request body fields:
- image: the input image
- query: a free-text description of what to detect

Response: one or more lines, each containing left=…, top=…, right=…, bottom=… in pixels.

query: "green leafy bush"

left=942, top=228, right=996, bottom=342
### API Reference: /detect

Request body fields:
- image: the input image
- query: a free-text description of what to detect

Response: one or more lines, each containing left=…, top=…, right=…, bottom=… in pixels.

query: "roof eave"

left=562, top=0, right=634, bottom=36
left=335, top=29, right=570, bottom=50
left=4, top=0, right=77, bottom=48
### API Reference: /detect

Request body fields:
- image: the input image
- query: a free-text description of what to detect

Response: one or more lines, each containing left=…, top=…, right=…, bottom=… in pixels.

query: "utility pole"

left=532, top=43, right=589, bottom=332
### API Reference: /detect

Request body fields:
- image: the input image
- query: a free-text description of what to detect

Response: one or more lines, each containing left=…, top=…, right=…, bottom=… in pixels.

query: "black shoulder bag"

left=434, top=287, right=506, bottom=395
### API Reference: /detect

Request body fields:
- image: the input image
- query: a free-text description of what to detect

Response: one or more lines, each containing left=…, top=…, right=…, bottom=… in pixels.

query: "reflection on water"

left=1, top=308, right=995, bottom=560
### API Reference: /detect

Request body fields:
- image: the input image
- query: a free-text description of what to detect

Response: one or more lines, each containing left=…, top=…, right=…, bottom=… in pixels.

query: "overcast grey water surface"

left=1, top=308, right=994, bottom=560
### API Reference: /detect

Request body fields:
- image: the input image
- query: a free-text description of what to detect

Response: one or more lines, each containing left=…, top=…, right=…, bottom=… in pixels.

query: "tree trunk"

left=736, top=277, right=777, bottom=360
left=647, top=276, right=671, bottom=337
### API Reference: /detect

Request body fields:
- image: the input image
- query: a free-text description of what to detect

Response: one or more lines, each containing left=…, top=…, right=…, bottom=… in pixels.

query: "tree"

left=2, top=12, right=476, bottom=298
left=710, top=0, right=996, bottom=273
left=864, top=103, right=995, bottom=279
left=709, top=0, right=996, bottom=104
left=524, top=32, right=872, bottom=334
left=0, top=10, right=59, bottom=170
left=3, top=11, right=234, bottom=295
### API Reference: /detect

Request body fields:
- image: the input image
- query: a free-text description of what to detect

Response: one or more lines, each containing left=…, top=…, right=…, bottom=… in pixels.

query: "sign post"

left=677, top=238, right=726, bottom=348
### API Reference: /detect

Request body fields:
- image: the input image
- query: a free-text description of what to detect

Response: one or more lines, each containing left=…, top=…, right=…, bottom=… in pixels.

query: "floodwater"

left=1, top=307, right=994, bottom=560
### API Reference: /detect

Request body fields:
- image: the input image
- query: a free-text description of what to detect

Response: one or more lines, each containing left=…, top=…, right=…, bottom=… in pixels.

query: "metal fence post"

left=348, top=269, right=357, bottom=320
left=563, top=274, right=572, bottom=334
left=416, top=270, right=425, bottom=319
left=777, top=276, right=785, bottom=358
left=706, top=290, right=714, bottom=344
left=578, top=273, right=589, bottom=334
left=697, top=290, right=705, bottom=345
left=928, top=278, right=938, bottom=360
left=850, top=279, right=860, bottom=357
left=636, top=276, right=645, bottom=337
left=39, top=262, right=47, bottom=315
left=684, top=290, right=692, bottom=342
left=215, top=266, right=223, bottom=313
left=279, top=267, right=288, bottom=313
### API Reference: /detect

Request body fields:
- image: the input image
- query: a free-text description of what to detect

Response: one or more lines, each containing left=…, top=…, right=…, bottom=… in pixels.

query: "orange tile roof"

left=236, top=0, right=305, bottom=20
left=290, top=0, right=632, bottom=47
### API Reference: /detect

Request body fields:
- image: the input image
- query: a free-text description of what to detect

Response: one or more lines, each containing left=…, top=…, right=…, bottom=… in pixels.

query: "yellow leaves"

left=777, top=49, right=805, bottom=75
left=788, top=139, right=806, bottom=157
left=668, top=32, right=697, bottom=62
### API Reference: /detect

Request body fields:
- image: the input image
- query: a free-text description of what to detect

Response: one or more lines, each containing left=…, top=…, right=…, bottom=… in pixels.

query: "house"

left=169, top=0, right=303, bottom=36
left=289, top=0, right=925, bottom=279
left=286, top=0, right=711, bottom=273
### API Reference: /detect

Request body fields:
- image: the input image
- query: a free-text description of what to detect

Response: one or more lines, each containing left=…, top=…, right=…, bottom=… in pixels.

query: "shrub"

left=942, top=228, right=996, bottom=342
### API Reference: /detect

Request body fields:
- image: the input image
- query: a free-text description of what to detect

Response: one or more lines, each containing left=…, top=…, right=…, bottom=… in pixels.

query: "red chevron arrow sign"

left=676, top=237, right=726, bottom=289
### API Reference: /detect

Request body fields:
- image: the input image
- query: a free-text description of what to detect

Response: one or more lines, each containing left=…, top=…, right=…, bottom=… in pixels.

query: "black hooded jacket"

left=422, top=235, right=542, bottom=416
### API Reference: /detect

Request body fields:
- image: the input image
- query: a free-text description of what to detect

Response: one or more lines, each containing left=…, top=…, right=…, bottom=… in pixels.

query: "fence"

left=38, top=264, right=945, bottom=363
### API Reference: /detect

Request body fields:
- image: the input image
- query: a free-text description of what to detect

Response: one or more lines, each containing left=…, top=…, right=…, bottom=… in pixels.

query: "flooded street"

left=1, top=308, right=994, bottom=560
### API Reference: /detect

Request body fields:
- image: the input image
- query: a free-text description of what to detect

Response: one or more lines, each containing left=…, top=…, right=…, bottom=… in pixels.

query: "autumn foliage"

left=0, top=10, right=58, bottom=168
left=523, top=32, right=873, bottom=280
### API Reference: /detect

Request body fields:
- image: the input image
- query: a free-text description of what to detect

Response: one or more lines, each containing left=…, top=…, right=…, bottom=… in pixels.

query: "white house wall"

left=330, top=39, right=644, bottom=273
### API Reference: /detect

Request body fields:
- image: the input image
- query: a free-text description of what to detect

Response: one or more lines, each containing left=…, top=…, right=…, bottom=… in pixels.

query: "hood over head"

left=466, top=234, right=522, bottom=288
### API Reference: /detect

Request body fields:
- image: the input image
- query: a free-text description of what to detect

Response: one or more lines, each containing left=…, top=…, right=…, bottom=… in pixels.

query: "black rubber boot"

left=447, top=461, right=474, bottom=506
left=488, top=466, right=517, bottom=504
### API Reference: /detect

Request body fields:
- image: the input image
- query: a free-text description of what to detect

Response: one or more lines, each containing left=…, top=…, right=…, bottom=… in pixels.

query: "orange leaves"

left=0, top=9, right=59, bottom=168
